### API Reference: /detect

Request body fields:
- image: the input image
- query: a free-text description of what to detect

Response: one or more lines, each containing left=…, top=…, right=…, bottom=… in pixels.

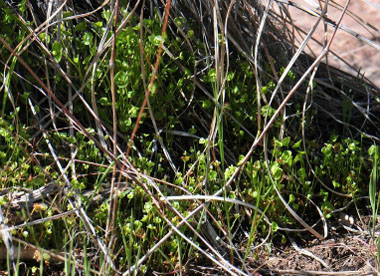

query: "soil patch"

left=287, top=0, right=380, bottom=88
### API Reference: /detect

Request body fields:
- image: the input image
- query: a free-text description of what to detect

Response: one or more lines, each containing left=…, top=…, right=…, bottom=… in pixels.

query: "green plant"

left=368, top=144, right=379, bottom=235
left=1, top=1, right=380, bottom=275
left=320, top=136, right=363, bottom=195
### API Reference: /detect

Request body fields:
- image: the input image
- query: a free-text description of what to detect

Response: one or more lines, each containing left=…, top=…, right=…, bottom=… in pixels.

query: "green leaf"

left=39, top=33, right=50, bottom=43
left=63, top=11, right=73, bottom=18
left=31, top=176, right=45, bottom=187
left=226, top=72, right=235, bottom=82
left=332, top=180, right=340, bottom=188
left=144, top=202, right=153, bottom=213
left=202, top=99, right=212, bottom=109
left=271, top=221, right=279, bottom=232
left=71, top=179, right=85, bottom=190
left=292, top=139, right=302, bottom=149
left=148, top=82, right=157, bottom=94
left=281, top=150, right=293, bottom=166
left=115, top=71, right=128, bottom=88
left=348, top=142, right=356, bottom=151
left=369, top=144, right=377, bottom=156
left=261, top=86, right=268, bottom=95
left=83, top=32, right=93, bottom=46
left=288, top=194, right=295, bottom=204
left=322, top=201, right=334, bottom=218
left=271, top=162, right=283, bottom=181
left=74, top=21, right=86, bottom=32
left=52, top=41, right=63, bottom=62
left=203, top=69, right=216, bottom=83
left=297, top=167, right=306, bottom=180
left=152, top=35, right=164, bottom=46
left=281, top=137, right=291, bottom=147
left=99, top=97, right=109, bottom=106
left=119, top=118, right=132, bottom=132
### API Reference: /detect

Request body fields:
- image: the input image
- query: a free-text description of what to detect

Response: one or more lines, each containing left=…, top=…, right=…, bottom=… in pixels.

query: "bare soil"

left=256, top=226, right=379, bottom=275
left=189, top=213, right=380, bottom=275
left=287, top=0, right=380, bottom=88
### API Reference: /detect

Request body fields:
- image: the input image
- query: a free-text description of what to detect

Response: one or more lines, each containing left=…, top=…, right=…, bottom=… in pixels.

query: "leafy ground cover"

left=0, top=0, right=380, bottom=275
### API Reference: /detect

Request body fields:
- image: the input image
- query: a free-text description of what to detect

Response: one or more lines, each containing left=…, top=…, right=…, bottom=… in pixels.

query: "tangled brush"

left=2, top=0, right=380, bottom=275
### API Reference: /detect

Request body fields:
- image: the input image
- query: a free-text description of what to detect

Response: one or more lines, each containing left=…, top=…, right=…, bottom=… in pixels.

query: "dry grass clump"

left=1, top=0, right=380, bottom=275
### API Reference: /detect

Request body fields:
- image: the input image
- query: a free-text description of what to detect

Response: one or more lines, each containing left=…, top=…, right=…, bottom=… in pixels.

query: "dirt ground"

left=286, top=0, right=380, bottom=88
left=188, top=212, right=380, bottom=275
left=251, top=213, right=379, bottom=275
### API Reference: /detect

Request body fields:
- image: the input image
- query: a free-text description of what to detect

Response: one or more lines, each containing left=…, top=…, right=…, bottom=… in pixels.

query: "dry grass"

left=1, top=0, right=380, bottom=275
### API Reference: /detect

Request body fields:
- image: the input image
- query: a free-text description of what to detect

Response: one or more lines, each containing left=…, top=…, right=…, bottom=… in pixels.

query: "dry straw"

left=1, top=0, right=380, bottom=275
